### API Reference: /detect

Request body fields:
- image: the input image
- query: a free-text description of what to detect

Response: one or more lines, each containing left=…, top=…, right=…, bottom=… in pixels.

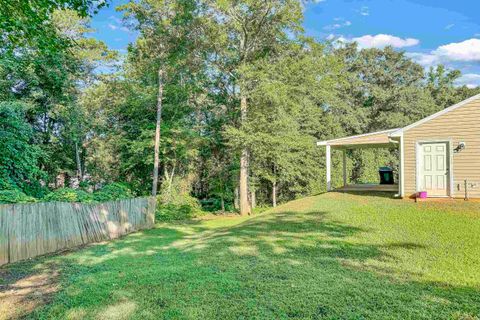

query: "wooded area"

left=1, top=0, right=479, bottom=214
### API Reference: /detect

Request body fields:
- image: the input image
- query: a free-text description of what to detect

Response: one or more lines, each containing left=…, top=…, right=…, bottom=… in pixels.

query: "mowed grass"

left=2, top=192, right=480, bottom=319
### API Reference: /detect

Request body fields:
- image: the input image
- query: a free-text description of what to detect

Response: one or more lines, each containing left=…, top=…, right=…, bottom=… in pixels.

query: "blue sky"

left=89, top=0, right=480, bottom=87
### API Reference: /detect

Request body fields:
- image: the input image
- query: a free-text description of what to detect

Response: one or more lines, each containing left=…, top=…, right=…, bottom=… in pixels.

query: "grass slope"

left=1, top=192, right=480, bottom=319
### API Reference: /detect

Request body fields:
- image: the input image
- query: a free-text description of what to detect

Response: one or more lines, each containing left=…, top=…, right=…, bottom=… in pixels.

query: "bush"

left=93, top=183, right=133, bottom=202
left=43, top=188, right=94, bottom=203
left=156, top=194, right=204, bottom=221
left=0, top=189, right=37, bottom=204
left=155, top=175, right=205, bottom=221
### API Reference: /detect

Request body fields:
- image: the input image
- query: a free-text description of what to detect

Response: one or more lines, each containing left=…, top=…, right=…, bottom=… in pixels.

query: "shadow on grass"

left=2, top=208, right=480, bottom=319
left=332, top=191, right=401, bottom=199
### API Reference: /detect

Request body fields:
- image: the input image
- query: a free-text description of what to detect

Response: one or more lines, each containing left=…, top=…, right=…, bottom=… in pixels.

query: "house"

left=317, top=93, right=480, bottom=199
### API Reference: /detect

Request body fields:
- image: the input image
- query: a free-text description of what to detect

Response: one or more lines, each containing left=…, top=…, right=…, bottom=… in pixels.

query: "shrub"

left=155, top=194, right=204, bottom=221
left=93, top=183, right=133, bottom=202
left=155, top=204, right=202, bottom=221
left=43, top=188, right=94, bottom=203
left=155, top=175, right=205, bottom=221
left=0, top=189, right=37, bottom=204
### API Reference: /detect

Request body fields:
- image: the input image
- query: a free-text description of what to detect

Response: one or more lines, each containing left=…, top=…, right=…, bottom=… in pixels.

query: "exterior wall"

left=403, top=98, right=480, bottom=198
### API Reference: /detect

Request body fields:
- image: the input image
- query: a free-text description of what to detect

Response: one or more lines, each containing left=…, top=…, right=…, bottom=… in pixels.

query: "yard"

left=1, top=193, right=480, bottom=320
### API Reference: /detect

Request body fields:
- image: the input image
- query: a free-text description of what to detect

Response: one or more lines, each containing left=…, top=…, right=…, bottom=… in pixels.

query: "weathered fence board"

left=0, top=197, right=156, bottom=266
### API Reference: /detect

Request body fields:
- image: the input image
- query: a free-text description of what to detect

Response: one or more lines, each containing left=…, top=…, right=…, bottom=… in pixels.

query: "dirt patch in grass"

left=0, top=262, right=59, bottom=320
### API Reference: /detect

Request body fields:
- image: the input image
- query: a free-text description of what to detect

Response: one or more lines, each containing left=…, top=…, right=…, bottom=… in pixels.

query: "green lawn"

left=2, top=193, right=480, bottom=319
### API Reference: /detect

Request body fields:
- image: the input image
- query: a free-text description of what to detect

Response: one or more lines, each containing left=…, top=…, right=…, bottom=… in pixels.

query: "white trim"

left=449, top=141, right=454, bottom=197
left=326, top=145, right=331, bottom=191
left=390, top=94, right=480, bottom=137
left=317, top=128, right=400, bottom=146
left=342, top=150, right=347, bottom=187
left=399, top=133, right=405, bottom=197
left=415, top=140, right=453, bottom=198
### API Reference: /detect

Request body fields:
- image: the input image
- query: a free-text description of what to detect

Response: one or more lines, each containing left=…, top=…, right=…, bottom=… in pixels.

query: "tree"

left=335, top=44, right=438, bottom=132
left=226, top=39, right=344, bottom=206
left=51, top=9, right=117, bottom=183
left=120, top=0, right=203, bottom=196
left=0, top=102, right=45, bottom=195
left=0, top=7, right=114, bottom=189
left=0, top=0, right=105, bottom=55
left=207, top=0, right=303, bottom=215
left=426, top=65, right=462, bottom=109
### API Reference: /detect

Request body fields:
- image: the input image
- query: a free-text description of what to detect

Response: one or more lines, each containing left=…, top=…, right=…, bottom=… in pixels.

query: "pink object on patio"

left=418, top=191, right=427, bottom=199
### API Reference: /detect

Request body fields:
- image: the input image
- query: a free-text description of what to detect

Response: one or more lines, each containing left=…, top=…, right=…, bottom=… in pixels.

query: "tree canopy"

left=0, top=0, right=479, bottom=208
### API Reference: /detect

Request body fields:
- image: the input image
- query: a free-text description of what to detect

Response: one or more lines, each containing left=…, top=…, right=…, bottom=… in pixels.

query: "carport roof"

left=316, top=128, right=400, bottom=148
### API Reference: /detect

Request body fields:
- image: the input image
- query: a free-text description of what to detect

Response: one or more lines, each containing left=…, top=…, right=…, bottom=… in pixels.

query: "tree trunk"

left=165, top=163, right=176, bottom=199
left=251, top=188, right=256, bottom=210
left=234, top=186, right=239, bottom=210
left=239, top=95, right=251, bottom=215
left=272, top=164, right=277, bottom=207
left=152, top=68, right=165, bottom=196
left=220, top=196, right=225, bottom=213
left=272, top=180, right=277, bottom=208
left=75, top=141, right=83, bottom=182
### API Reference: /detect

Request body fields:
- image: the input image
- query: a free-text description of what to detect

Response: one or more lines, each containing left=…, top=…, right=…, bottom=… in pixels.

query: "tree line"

left=1, top=0, right=478, bottom=212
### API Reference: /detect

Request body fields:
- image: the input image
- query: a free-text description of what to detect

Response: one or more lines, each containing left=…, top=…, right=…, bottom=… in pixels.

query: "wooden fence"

left=0, top=197, right=156, bottom=266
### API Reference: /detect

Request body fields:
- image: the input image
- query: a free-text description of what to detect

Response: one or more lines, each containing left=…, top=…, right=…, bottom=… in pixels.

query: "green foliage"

left=156, top=176, right=204, bottom=221
left=156, top=191, right=204, bottom=221
left=0, top=101, right=45, bottom=196
left=0, top=189, right=37, bottom=204
left=93, top=183, right=133, bottom=202
left=42, top=184, right=134, bottom=203
left=200, top=198, right=234, bottom=212
left=43, top=188, right=93, bottom=203
left=0, top=6, right=116, bottom=193
left=0, top=0, right=105, bottom=55
left=2, top=0, right=478, bottom=212
left=226, top=40, right=344, bottom=204
left=155, top=198, right=203, bottom=221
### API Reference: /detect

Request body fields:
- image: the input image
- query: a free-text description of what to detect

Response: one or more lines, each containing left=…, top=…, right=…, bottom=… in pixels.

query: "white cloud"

left=360, top=6, right=369, bottom=16
left=323, top=18, right=352, bottom=31
left=444, top=24, right=455, bottom=30
left=326, top=34, right=347, bottom=43
left=455, top=73, right=480, bottom=88
left=109, top=15, right=122, bottom=24
left=108, top=22, right=132, bottom=33
left=432, top=39, right=480, bottom=62
left=405, top=52, right=439, bottom=67
left=352, top=34, right=420, bottom=49
left=408, top=38, right=480, bottom=68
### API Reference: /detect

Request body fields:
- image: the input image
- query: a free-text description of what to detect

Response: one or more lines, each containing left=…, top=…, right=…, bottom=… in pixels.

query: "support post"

left=342, top=149, right=347, bottom=187
left=399, top=134, right=404, bottom=198
left=326, top=145, right=331, bottom=191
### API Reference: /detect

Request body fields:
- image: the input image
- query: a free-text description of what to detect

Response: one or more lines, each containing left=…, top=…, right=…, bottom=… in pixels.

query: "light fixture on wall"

left=454, top=141, right=466, bottom=153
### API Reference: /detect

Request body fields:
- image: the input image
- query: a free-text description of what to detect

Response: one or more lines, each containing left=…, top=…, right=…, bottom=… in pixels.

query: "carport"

left=317, top=129, right=401, bottom=195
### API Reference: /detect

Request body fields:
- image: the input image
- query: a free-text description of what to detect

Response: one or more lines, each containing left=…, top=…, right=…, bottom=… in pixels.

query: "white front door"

left=418, top=142, right=449, bottom=197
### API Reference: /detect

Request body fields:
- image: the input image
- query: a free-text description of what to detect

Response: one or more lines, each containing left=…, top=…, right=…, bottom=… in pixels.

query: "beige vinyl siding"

left=403, top=98, right=480, bottom=198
